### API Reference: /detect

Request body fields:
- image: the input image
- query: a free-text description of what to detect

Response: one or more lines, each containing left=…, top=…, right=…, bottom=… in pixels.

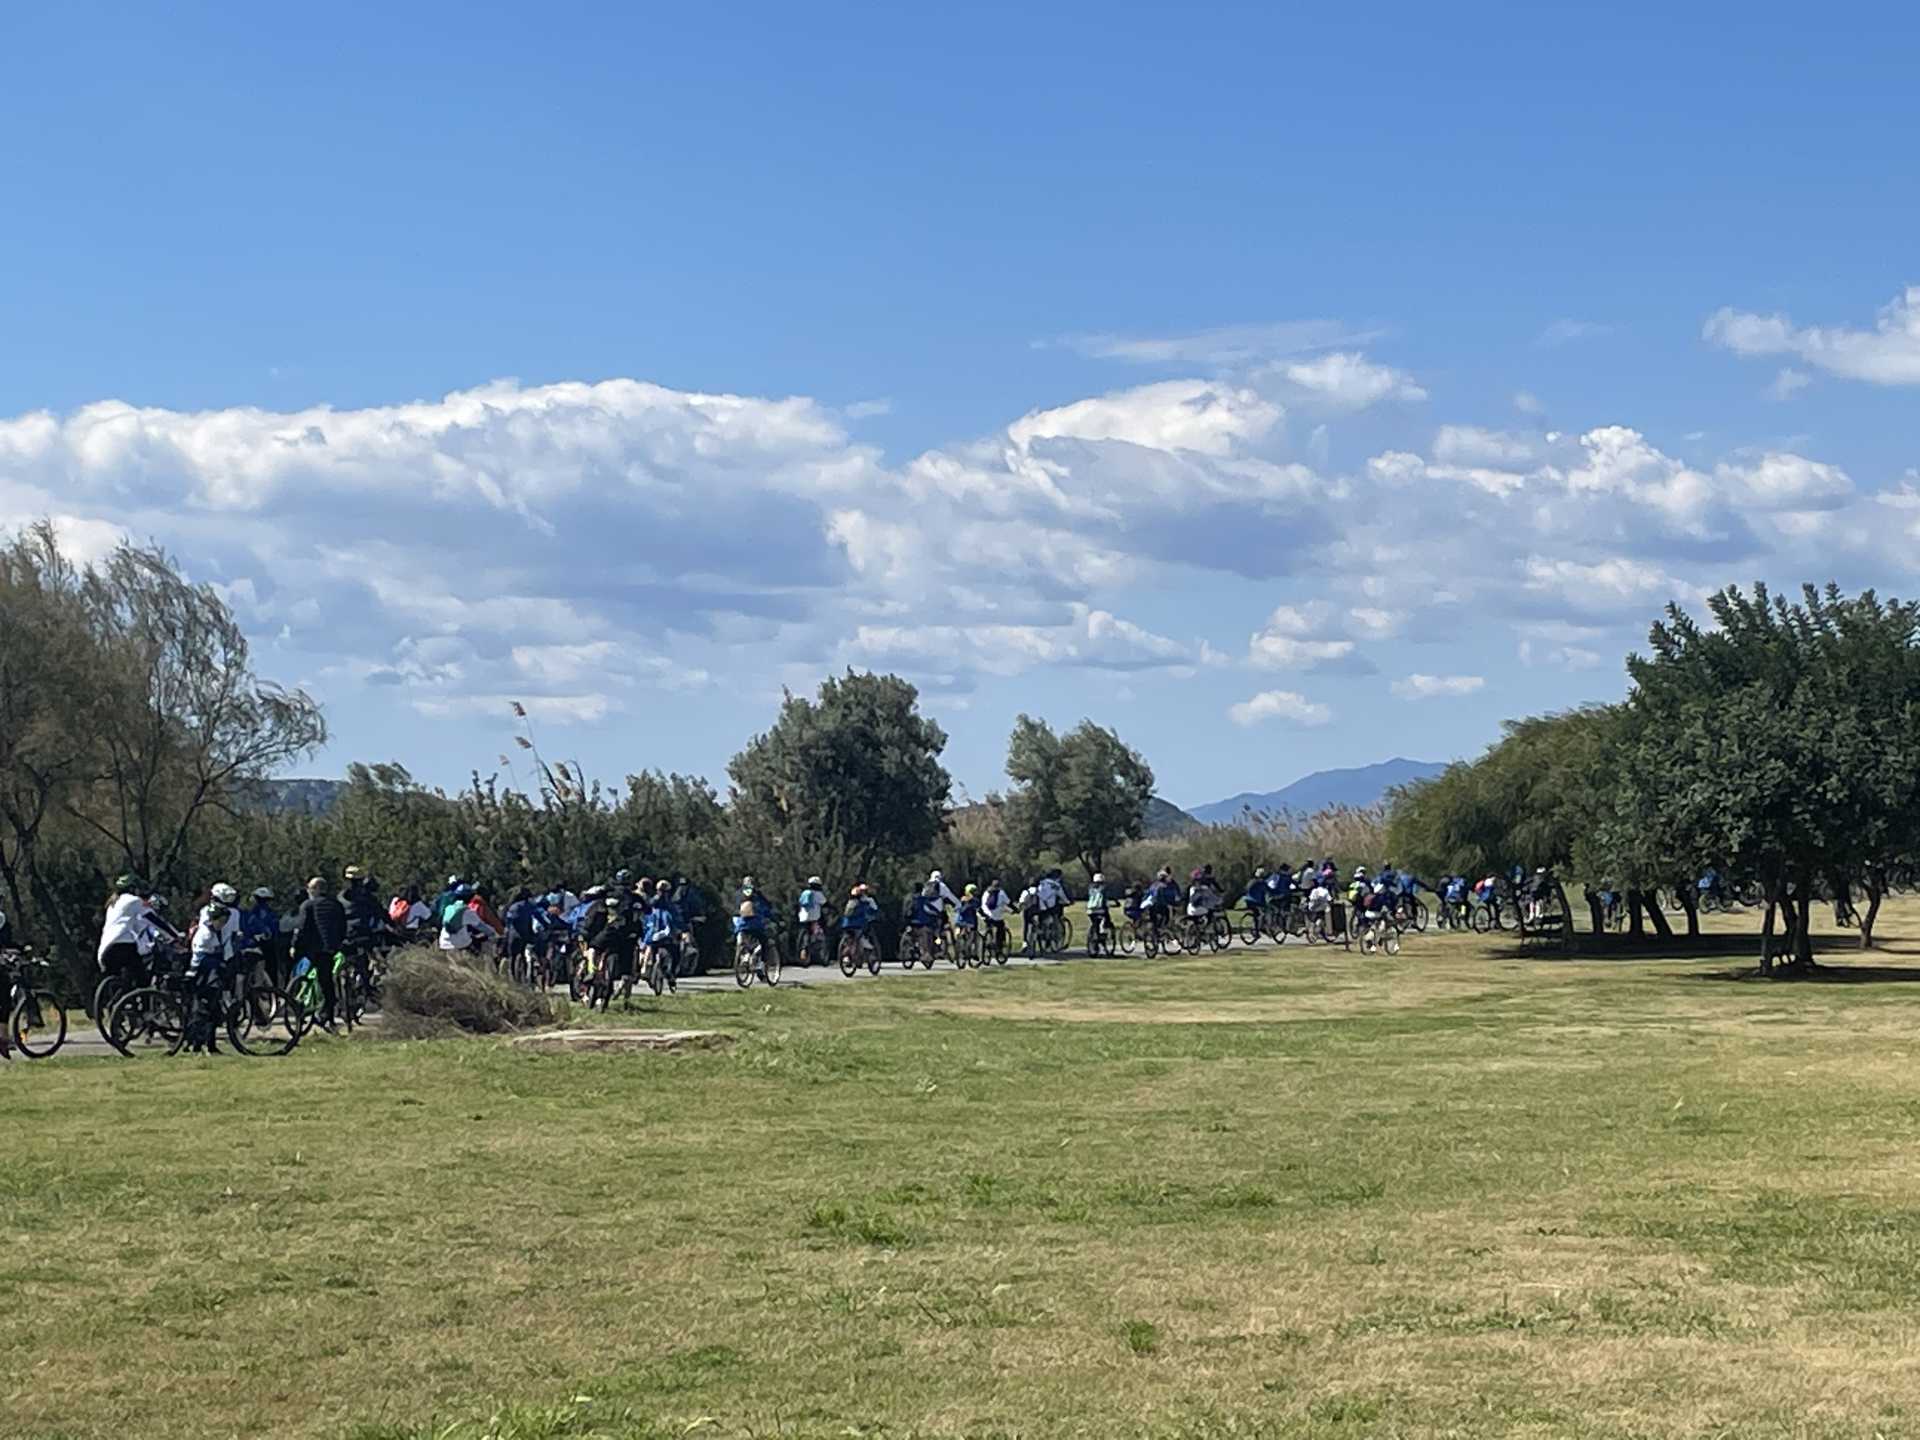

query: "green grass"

left=11, top=903, right=1920, bottom=1437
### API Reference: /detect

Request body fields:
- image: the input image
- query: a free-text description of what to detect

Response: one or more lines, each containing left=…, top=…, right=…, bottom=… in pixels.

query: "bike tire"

left=1385, top=928, right=1402, bottom=956
left=227, top=986, right=302, bottom=1057
left=734, top=939, right=758, bottom=989
left=1469, top=906, right=1493, bottom=934
left=838, top=940, right=858, bottom=977
left=105, top=987, right=183, bottom=1056
left=765, top=943, right=782, bottom=987
left=10, top=988, right=68, bottom=1058
left=1239, top=913, right=1262, bottom=946
left=1409, top=901, right=1429, bottom=934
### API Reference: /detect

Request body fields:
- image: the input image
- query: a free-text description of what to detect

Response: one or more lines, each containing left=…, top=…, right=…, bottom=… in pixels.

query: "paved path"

left=28, top=936, right=1287, bottom=1063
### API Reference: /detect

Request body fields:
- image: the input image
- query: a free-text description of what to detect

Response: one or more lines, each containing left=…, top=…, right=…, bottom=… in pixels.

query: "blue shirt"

left=238, top=904, right=278, bottom=943
left=643, top=906, right=677, bottom=945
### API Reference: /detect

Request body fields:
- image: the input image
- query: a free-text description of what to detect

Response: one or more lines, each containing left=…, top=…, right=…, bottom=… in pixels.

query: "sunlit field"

left=11, top=902, right=1920, bottom=1439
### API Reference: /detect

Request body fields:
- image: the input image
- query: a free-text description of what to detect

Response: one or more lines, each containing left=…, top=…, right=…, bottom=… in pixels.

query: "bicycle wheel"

left=1408, top=900, right=1428, bottom=934
left=1384, top=927, right=1402, bottom=956
left=107, top=987, right=186, bottom=1056
left=765, top=942, right=783, bottom=987
left=336, top=965, right=365, bottom=1030
left=734, top=938, right=759, bottom=989
left=1469, top=905, right=1492, bottom=934
left=1239, top=913, right=1262, bottom=946
left=1304, top=916, right=1324, bottom=946
left=10, top=988, right=68, bottom=1058
left=92, top=973, right=127, bottom=1027
left=1120, top=922, right=1138, bottom=955
left=1210, top=916, right=1231, bottom=951
left=227, top=987, right=303, bottom=1056
left=838, top=938, right=858, bottom=977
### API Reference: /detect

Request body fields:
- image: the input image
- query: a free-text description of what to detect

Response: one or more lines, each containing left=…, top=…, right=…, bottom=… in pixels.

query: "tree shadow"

left=1681, top=960, right=1920, bottom=985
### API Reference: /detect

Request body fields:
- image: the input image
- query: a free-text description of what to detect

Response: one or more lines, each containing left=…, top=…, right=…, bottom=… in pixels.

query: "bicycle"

left=1391, top=896, right=1429, bottom=933
left=1357, top=912, right=1403, bottom=956
left=3, top=949, right=67, bottom=1059
left=1238, top=906, right=1276, bottom=946
left=797, top=921, right=831, bottom=968
left=733, top=929, right=780, bottom=988
left=982, top=920, right=1011, bottom=966
left=1084, top=911, right=1116, bottom=957
left=837, top=928, right=881, bottom=977
left=952, top=925, right=982, bottom=968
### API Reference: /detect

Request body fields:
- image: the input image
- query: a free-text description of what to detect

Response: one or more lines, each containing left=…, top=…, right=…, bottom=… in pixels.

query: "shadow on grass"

left=1681, top=959, right=1920, bottom=984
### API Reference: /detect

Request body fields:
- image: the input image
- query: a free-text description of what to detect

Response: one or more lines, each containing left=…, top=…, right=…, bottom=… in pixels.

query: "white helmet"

left=210, top=882, right=238, bottom=905
left=929, top=870, right=944, bottom=883
left=252, top=886, right=274, bottom=901
left=1092, top=873, right=1105, bottom=884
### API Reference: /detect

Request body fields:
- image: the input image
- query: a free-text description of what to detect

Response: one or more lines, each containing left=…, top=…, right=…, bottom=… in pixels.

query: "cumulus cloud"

left=1705, top=287, right=1920, bottom=385
left=1038, top=320, right=1374, bottom=366
left=1433, top=425, right=1539, bottom=466
left=1277, top=352, right=1427, bottom=411
left=1228, top=689, right=1333, bottom=727
left=1391, top=674, right=1485, bottom=699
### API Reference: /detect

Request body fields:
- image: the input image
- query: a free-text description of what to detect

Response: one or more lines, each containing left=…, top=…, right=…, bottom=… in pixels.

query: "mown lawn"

left=9, top=904, right=1920, bottom=1438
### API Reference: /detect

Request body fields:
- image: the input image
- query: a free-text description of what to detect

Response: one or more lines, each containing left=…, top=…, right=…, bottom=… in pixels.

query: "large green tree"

left=726, top=671, right=952, bottom=885
left=1004, top=715, right=1156, bottom=878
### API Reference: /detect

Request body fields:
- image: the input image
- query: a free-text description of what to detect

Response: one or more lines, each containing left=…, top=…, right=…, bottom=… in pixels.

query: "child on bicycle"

left=1086, top=872, right=1111, bottom=949
left=642, top=885, right=679, bottom=994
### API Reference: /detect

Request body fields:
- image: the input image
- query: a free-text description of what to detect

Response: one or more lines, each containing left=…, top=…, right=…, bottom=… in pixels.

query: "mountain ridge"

left=1187, top=758, right=1445, bottom=826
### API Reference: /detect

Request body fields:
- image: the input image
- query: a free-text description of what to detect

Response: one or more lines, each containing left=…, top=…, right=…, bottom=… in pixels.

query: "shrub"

left=381, top=948, right=556, bottom=1038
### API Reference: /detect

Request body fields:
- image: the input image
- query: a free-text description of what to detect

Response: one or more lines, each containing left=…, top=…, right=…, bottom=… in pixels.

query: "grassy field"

left=10, top=905, right=1920, bottom=1438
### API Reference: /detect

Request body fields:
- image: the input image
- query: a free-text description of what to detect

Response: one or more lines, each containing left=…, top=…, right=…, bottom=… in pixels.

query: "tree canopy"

left=1003, top=715, right=1156, bottom=878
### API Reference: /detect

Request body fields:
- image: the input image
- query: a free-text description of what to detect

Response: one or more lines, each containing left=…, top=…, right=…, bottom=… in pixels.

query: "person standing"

left=291, top=876, right=349, bottom=1027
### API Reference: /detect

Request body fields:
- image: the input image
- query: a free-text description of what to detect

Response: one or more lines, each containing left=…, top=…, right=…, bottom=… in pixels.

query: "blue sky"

left=5, top=2, right=1919, bottom=808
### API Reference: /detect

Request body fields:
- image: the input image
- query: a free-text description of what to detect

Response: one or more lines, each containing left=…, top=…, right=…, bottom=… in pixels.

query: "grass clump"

left=381, top=948, right=556, bottom=1037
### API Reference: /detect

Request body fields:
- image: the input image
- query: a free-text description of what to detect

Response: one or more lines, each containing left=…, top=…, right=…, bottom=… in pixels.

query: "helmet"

left=446, top=874, right=462, bottom=887
left=655, top=880, right=671, bottom=895
left=964, top=883, right=978, bottom=896
left=1254, top=868, right=1267, bottom=879
left=455, top=883, right=474, bottom=898
left=808, top=875, right=823, bottom=887
left=929, top=870, right=943, bottom=882
left=1353, top=867, right=1368, bottom=878
left=614, top=869, right=632, bottom=884
left=1092, top=873, right=1104, bottom=884
left=210, top=883, right=238, bottom=905
left=252, top=886, right=274, bottom=901
left=344, top=865, right=365, bottom=881
left=114, top=873, right=143, bottom=893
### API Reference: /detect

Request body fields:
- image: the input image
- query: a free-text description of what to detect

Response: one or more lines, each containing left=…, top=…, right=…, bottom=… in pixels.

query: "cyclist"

left=1346, top=867, right=1371, bottom=909
left=439, top=883, right=492, bottom=952
left=1318, top=857, right=1339, bottom=891
left=907, top=882, right=943, bottom=963
left=1441, top=874, right=1470, bottom=928
left=97, top=874, right=157, bottom=994
left=504, top=889, right=542, bottom=972
left=1145, top=869, right=1180, bottom=945
left=1305, top=873, right=1334, bottom=935
left=182, top=897, right=240, bottom=1051
left=1185, top=871, right=1217, bottom=939
left=733, top=883, right=775, bottom=979
left=956, top=883, right=982, bottom=946
left=1085, top=872, right=1112, bottom=951
left=979, top=878, right=1013, bottom=958
left=796, top=875, right=830, bottom=964
left=1265, top=863, right=1293, bottom=920
left=642, top=883, right=680, bottom=993
left=1038, top=868, right=1068, bottom=920
left=291, top=876, right=349, bottom=1027
left=1697, top=865, right=1726, bottom=910
left=1243, top=868, right=1272, bottom=931
left=1017, top=877, right=1044, bottom=947
left=839, top=884, right=879, bottom=962
left=928, top=869, right=961, bottom=913
left=1527, top=866, right=1556, bottom=923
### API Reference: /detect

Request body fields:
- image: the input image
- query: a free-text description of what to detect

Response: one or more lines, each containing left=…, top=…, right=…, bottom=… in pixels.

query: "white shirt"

left=1017, top=886, right=1040, bottom=911
left=191, top=904, right=240, bottom=968
left=1037, top=878, right=1066, bottom=910
left=797, top=889, right=826, bottom=924
left=99, top=893, right=151, bottom=960
left=981, top=888, right=1012, bottom=921
left=1187, top=884, right=1217, bottom=918
left=930, top=878, right=960, bottom=910
left=1308, top=885, right=1332, bottom=913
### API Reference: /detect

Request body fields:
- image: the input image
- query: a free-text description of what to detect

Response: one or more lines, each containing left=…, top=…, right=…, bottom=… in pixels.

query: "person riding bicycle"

left=1086, top=873, right=1112, bottom=948
left=1243, top=868, right=1272, bottom=925
left=928, top=870, right=961, bottom=914
left=1038, top=868, right=1068, bottom=918
left=641, top=885, right=680, bottom=993
left=956, top=883, right=982, bottom=936
left=796, top=875, right=830, bottom=962
left=1306, top=875, right=1333, bottom=930
left=1185, top=871, right=1219, bottom=928
left=439, top=883, right=493, bottom=952
left=97, top=874, right=160, bottom=992
left=1442, top=874, right=1470, bottom=926
left=1318, top=857, right=1339, bottom=891
left=907, top=883, right=943, bottom=960
left=1696, top=865, right=1726, bottom=909
left=1122, top=879, right=1145, bottom=927
left=503, top=888, right=542, bottom=970
left=1346, top=867, right=1372, bottom=909
left=733, top=884, right=775, bottom=977
left=1145, top=870, right=1179, bottom=940
left=1526, top=866, right=1556, bottom=923
left=1017, top=878, right=1044, bottom=938
left=979, top=879, right=1012, bottom=955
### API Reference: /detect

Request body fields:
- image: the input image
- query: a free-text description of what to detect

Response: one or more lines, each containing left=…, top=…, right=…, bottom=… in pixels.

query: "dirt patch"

left=506, top=1028, right=732, bottom=1053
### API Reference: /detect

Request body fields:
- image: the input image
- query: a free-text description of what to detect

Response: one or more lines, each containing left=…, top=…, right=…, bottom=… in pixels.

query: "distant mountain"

left=1187, top=758, right=1446, bottom=827
left=242, top=778, right=347, bottom=816
left=1141, top=795, right=1200, bottom=837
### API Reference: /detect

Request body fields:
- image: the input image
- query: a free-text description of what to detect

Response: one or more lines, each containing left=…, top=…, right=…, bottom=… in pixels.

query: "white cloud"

left=1228, top=689, right=1332, bottom=727
left=1278, top=352, right=1426, bottom=411
left=1766, top=368, right=1811, bottom=402
left=1513, top=390, right=1544, bottom=415
left=1537, top=319, right=1614, bottom=347
left=1039, top=320, right=1373, bottom=366
left=1433, top=425, right=1538, bottom=466
left=1391, top=674, right=1485, bottom=699
left=1716, top=452, right=1852, bottom=511
left=1705, top=287, right=1920, bottom=385
left=1008, top=378, right=1280, bottom=456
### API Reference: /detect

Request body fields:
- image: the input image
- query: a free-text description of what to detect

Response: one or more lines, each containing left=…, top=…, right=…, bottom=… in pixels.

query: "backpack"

left=441, top=898, right=469, bottom=933
left=389, top=896, right=411, bottom=924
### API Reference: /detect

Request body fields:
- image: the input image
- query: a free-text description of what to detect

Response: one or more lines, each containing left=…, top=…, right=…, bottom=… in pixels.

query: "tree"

left=726, top=671, right=952, bottom=883
left=1003, top=716, right=1156, bottom=878
left=1598, top=583, right=1920, bottom=970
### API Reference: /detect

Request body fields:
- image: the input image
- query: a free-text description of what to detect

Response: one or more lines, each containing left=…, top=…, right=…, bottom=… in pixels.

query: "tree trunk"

left=1860, top=870, right=1883, bottom=951
left=1759, top=898, right=1777, bottom=974
left=1678, top=886, right=1700, bottom=938
left=1627, top=889, right=1647, bottom=938
left=1788, top=867, right=1815, bottom=968
left=1644, top=894, right=1673, bottom=940
left=1584, top=887, right=1605, bottom=937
